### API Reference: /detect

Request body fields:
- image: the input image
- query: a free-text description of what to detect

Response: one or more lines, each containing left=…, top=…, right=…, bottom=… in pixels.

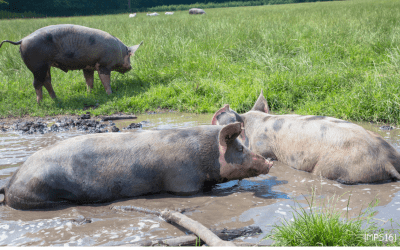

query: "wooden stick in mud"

left=160, top=209, right=236, bottom=246
left=101, top=115, right=137, bottom=121
left=128, top=236, right=263, bottom=247
left=121, top=227, right=265, bottom=246
left=112, top=205, right=235, bottom=247
left=127, top=235, right=200, bottom=246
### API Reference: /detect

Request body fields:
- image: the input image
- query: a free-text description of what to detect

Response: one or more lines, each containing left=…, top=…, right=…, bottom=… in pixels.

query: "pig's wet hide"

left=0, top=172, right=286, bottom=246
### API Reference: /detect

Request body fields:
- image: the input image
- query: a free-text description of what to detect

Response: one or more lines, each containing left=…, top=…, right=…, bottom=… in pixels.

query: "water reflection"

left=208, top=175, right=290, bottom=199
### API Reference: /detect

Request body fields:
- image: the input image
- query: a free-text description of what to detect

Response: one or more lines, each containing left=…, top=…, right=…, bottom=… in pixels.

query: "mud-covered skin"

left=1, top=123, right=272, bottom=210
left=211, top=91, right=400, bottom=184
left=0, top=24, right=143, bottom=103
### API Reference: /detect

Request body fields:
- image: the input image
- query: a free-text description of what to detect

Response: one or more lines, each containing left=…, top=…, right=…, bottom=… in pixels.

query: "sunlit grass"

left=266, top=189, right=400, bottom=246
left=0, top=0, right=399, bottom=123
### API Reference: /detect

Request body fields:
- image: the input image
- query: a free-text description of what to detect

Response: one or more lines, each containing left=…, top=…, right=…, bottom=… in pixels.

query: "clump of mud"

left=0, top=114, right=144, bottom=135
left=380, top=125, right=394, bottom=131
left=124, top=123, right=142, bottom=130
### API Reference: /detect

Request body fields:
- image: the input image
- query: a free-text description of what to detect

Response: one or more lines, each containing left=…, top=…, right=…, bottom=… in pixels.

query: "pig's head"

left=211, top=90, right=270, bottom=125
left=211, top=90, right=270, bottom=142
left=218, top=122, right=273, bottom=180
left=114, top=41, right=143, bottom=73
left=212, top=104, right=246, bottom=143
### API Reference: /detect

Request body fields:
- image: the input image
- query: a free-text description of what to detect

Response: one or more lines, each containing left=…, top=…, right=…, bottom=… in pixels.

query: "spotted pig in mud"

left=211, top=90, right=400, bottom=184
left=0, top=24, right=143, bottom=103
left=0, top=123, right=273, bottom=210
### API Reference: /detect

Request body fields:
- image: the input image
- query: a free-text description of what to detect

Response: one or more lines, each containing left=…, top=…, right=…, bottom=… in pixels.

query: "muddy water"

left=1, top=114, right=400, bottom=246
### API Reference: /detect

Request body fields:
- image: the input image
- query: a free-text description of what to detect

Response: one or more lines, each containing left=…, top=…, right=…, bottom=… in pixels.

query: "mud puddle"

left=1, top=114, right=400, bottom=246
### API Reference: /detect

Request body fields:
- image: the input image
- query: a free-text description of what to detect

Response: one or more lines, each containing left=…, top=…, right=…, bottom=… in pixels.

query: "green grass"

left=146, top=0, right=322, bottom=13
left=1, top=0, right=400, bottom=123
left=265, top=190, right=400, bottom=246
left=0, top=1, right=335, bottom=19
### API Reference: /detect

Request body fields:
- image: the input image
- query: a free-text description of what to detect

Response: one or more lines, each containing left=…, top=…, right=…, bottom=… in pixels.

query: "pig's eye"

left=238, top=146, right=243, bottom=152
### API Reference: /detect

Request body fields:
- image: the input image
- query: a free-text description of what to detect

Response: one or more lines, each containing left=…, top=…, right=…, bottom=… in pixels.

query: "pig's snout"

left=251, top=152, right=273, bottom=174
left=122, top=65, right=132, bottom=73
left=265, top=158, right=274, bottom=170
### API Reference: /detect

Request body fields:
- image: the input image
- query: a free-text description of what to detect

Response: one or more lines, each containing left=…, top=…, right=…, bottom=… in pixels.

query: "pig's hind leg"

left=83, top=68, right=94, bottom=92
left=32, top=64, right=56, bottom=103
left=43, top=68, right=56, bottom=100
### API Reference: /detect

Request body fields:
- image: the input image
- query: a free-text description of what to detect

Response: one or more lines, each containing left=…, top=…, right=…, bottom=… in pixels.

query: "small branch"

left=126, top=234, right=266, bottom=246
left=101, top=115, right=137, bottom=121
left=112, top=205, right=161, bottom=215
left=111, top=205, right=235, bottom=246
left=111, top=205, right=199, bottom=215
left=129, top=235, right=200, bottom=246
left=160, top=209, right=236, bottom=246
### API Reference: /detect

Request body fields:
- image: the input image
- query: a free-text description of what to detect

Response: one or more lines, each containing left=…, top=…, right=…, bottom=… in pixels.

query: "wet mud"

left=0, top=113, right=145, bottom=135
left=1, top=114, right=400, bottom=246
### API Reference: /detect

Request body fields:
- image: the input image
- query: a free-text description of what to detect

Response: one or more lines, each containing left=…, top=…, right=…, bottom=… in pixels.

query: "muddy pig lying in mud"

left=0, top=24, right=143, bottom=103
left=0, top=123, right=273, bottom=210
left=211, top=90, right=400, bottom=184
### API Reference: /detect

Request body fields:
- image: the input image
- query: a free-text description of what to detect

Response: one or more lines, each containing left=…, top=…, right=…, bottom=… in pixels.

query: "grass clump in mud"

left=266, top=190, right=400, bottom=246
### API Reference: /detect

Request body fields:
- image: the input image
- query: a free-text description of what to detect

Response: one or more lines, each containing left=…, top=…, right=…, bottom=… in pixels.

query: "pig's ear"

left=211, top=104, right=230, bottom=125
left=251, top=89, right=269, bottom=113
left=128, top=41, right=144, bottom=56
left=219, top=122, right=242, bottom=147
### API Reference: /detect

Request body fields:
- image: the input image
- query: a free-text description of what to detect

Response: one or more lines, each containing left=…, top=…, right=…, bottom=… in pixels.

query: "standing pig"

left=189, top=8, right=206, bottom=14
left=211, top=90, right=400, bottom=184
left=0, top=24, right=143, bottom=103
left=0, top=123, right=273, bottom=210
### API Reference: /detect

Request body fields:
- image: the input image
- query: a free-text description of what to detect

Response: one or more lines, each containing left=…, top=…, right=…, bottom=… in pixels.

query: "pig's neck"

left=241, top=112, right=278, bottom=160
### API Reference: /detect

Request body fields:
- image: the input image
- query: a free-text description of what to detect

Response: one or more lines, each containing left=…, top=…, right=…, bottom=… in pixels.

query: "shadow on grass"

left=51, top=75, right=157, bottom=111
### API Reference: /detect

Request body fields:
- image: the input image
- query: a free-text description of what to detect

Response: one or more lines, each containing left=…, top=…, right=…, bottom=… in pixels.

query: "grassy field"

left=0, top=0, right=399, bottom=122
